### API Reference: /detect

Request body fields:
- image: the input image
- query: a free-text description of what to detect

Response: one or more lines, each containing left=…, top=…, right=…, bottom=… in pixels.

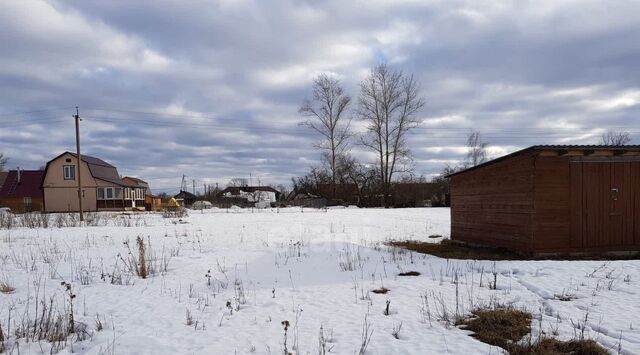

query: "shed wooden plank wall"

left=568, top=159, right=640, bottom=252
left=532, top=156, right=571, bottom=252
left=450, top=152, right=536, bottom=252
left=451, top=149, right=640, bottom=254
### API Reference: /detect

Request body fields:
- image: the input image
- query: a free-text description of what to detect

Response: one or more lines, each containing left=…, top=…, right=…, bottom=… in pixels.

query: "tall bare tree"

left=600, top=130, right=632, bottom=145
left=299, top=74, right=352, bottom=198
left=358, top=64, right=425, bottom=207
left=465, top=131, right=488, bottom=167
left=0, top=153, right=7, bottom=172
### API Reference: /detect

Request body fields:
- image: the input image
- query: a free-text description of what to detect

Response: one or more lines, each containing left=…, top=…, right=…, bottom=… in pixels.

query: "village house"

left=448, top=145, right=640, bottom=255
left=42, top=152, right=148, bottom=212
left=122, top=176, right=162, bottom=211
left=219, top=186, right=280, bottom=208
left=0, top=169, right=45, bottom=212
left=174, top=190, right=197, bottom=207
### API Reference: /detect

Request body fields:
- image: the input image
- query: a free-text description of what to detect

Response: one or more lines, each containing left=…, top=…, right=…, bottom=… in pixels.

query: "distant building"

left=0, top=169, right=45, bottom=212
left=42, top=152, right=147, bottom=212
left=174, top=190, right=197, bottom=207
left=219, top=186, right=280, bottom=207
left=122, top=176, right=162, bottom=211
left=391, top=182, right=441, bottom=207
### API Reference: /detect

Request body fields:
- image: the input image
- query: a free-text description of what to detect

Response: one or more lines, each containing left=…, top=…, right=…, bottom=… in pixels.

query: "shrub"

left=0, top=281, right=15, bottom=294
left=162, top=208, right=188, bottom=219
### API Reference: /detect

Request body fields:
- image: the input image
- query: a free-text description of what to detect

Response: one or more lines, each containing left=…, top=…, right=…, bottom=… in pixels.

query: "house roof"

left=447, top=145, right=640, bottom=178
left=219, top=186, right=280, bottom=196
left=0, top=170, right=44, bottom=198
left=174, top=190, right=197, bottom=199
left=122, top=176, right=154, bottom=196
left=123, top=176, right=148, bottom=185
left=47, top=152, right=138, bottom=187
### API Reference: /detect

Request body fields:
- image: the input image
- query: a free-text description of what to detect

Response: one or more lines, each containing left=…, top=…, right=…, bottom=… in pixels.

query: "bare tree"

left=0, top=153, right=7, bottom=172
left=600, top=130, right=632, bottom=145
left=337, top=154, right=378, bottom=205
left=431, top=164, right=460, bottom=207
left=465, top=131, right=488, bottom=167
left=227, top=178, right=248, bottom=187
left=358, top=63, right=425, bottom=207
left=299, top=74, right=352, bottom=198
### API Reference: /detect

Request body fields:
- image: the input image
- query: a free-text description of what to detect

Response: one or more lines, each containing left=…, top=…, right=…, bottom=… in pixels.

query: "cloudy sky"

left=1, top=0, right=639, bottom=193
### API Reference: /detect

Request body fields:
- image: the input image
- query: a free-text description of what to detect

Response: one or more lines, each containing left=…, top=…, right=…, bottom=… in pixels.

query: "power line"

left=82, top=114, right=640, bottom=139
left=1, top=119, right=69, bottom=127
left=0, top=107, right=75, bottom=117
left=83, top=107, right=640, bottom=130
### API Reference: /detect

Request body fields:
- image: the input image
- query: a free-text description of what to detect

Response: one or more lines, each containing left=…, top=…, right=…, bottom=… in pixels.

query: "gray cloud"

left=1, top=0, right=639, bottom=193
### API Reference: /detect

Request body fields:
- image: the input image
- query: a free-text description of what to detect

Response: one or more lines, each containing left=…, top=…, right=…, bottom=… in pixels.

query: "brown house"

left=42, top=152, right=146, bottom=212
left=122, top=176, right=162, bottom=211
left=0, top=169, right=45, bottom=212
left=449, top=145, right=640, bottom=255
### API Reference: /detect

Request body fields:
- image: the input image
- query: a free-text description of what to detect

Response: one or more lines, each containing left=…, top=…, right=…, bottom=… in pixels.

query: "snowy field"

left=0, top=207, right=639, bottom=354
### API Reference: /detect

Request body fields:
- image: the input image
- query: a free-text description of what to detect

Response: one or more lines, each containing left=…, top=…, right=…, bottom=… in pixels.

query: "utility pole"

left=74, top=107, right=84, bottom=221
left=192, top=179, right=196, bottom=195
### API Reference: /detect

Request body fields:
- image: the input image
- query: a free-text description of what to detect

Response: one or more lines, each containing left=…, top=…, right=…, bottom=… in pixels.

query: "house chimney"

left=16, top=167, right=21, bottom=184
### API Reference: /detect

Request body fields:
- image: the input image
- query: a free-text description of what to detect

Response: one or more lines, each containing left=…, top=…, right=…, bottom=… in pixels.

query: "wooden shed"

left=448, top=145, right=640, bottom=255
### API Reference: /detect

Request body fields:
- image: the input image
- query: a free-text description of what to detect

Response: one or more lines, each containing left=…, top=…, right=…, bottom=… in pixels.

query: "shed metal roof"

left=447, top=145, right=640, bottom=178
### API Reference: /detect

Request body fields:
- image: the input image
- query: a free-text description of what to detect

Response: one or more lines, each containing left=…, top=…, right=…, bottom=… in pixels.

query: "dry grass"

left=511, top=338, right=608, bottom=355
left=456, top=308, right=532, bottom=349
left=0, top=281, right=15, bottom=294
left=389, top=239, right=524, bottom=260
left=457, top=308, right=608, bottom=354
left=388, top=239, right=640, bottom=261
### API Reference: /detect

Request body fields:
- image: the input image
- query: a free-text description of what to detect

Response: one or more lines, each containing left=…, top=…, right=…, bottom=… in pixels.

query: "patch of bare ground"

left=457, top=308, right=608, bottom=355
left=389, top=239, right=523, bottom=260
left=371, top=287, right=389, bottom=294
left=398, top=271, right=421, bottom=276
left=511, top=338, right=608, bottom=355
left=388, top=239, right=640, bottom=261
left=456, top=308, right=532, bottom=349
left=0, top=282, right=15, bottom=294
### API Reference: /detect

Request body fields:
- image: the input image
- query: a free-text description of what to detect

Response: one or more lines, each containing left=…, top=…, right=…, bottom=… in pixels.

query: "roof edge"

left=446, top=145, right=640, bottom=178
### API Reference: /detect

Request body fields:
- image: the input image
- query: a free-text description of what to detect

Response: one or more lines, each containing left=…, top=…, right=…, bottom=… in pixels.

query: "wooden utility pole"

left=74, top=107, right=84, bottom=221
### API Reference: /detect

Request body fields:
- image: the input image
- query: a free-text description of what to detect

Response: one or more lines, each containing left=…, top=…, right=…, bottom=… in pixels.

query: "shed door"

left=572, top=160, right=639, bottom=249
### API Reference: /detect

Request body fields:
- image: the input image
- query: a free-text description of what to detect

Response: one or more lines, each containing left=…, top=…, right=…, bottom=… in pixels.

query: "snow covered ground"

left=0, top=207, right=639, bottom=354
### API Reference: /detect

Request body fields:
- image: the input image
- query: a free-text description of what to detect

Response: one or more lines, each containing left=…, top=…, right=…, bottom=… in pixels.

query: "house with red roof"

left=0, top=169, right=45, bottom=212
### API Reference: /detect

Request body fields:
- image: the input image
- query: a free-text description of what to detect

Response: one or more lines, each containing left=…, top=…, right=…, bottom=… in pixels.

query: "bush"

left=162, top=208, right=188, bottom=219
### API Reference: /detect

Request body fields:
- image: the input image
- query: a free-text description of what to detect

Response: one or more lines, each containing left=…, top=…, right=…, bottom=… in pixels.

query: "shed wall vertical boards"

left=532, top=156, right=572, bottom=253
left=449, top=146, right=640, bottom=255
left=568, top=157, right=640, bottom=253
left=450, top=151, right=536, bottom=253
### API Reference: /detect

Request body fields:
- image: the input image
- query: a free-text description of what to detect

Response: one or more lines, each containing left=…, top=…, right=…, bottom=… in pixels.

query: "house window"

left=63, top=165, right=75, bottom=180
left=97, top=187, right=120, bottom=200
left=23, top=197, right=32, bottom=205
